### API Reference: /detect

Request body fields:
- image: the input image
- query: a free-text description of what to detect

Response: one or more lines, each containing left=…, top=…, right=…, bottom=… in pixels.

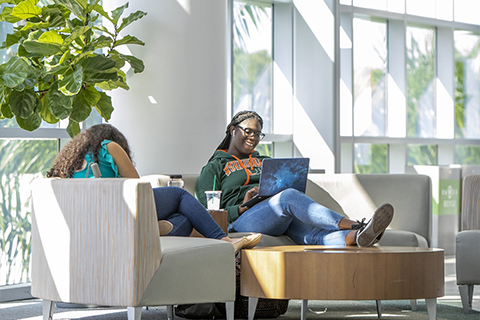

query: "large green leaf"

left=48, top=82, right=73, bottom=119
left=59, top=66, right=83, bottom=96
left=117, top=53, right=144, bottom=74
left=9, top=88, right=38, bottom=119
left=85, top=71, right=117, bottom=84
left=0, top=6, right=22, bottom=23
left=12, top=0, right=42, bottom=19
left=1, top=101, right=14, bottom=119
left=42, top=5, right=66, bottom=28
left=92, top=4, right=112, bottom=23
left=70, top=86, right=100, bottom=122
left=118, top=10, right=147, bottom=33
left=55, top=0, right=86, bottom=21
left=88, top=34, right=112, bottom=50
left=0, top=57, right=30, bottom=88
left=114, top=35, right=144, bottom=47
left=66, top=119, right=80, bottom=137
left=0, top=86, right=4, bottom=104
left=111, top=2, right=128, bottom=24
left=38, top=30, right=64, bottom=45
left=1, top=32, right=23, bottom=49
left=20, top=21, right=50, bottom=32
left=40, top=93, right=59, bottom=124
left=95, top=91, right=113, bottom=120
left=15, top=109, right=41, bottom=131
left=23, top=40, right=62, bottom=55
left=80, top=54, right=116, bottom=72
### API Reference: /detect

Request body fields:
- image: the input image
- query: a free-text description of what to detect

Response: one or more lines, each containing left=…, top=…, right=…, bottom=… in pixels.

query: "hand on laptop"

left=239, top=186, right=259, bottom=214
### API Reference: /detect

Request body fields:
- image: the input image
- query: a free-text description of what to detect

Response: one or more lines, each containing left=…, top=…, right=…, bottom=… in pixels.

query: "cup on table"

left=205, top=191, right=222, bottom=210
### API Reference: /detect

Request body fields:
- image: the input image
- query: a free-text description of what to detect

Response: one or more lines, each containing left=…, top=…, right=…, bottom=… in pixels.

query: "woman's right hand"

left=239, top=186, right=259, bottom=215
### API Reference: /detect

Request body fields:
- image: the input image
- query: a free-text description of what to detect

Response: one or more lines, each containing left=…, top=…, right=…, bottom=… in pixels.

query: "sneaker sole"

left=357, top=204, right=394, bottom=247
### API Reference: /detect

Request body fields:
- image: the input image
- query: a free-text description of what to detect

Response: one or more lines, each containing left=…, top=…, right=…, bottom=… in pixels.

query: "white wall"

left=293, top=0, right=336, bottom=173
left=105, top=0, right=228, bottom=175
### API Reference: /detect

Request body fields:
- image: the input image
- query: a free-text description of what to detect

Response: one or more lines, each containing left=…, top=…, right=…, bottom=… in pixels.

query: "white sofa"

left=146, top=173, right=432, bottom=248
left=31, top=178, right=235, bottom=320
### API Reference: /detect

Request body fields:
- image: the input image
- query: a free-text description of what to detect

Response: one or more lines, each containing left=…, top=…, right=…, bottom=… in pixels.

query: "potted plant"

left=0, top=0, right=146, bottom=136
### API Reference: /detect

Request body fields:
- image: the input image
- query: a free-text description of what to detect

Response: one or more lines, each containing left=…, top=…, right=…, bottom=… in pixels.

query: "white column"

left=104, top=0, right=228, bottom=175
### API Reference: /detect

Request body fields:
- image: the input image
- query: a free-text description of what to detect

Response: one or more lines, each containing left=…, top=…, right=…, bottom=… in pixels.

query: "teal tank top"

left=72, top=140, right=120, bottom=178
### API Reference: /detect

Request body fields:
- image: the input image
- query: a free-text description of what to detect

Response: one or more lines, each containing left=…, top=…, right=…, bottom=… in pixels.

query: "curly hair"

left=46, top=124, right=133, bottom=178
left=208, top=110, right=263, bottom=162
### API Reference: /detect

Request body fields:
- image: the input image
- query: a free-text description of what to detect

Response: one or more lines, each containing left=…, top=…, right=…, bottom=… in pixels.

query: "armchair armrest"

left=31, top=178, right=161, bottom=307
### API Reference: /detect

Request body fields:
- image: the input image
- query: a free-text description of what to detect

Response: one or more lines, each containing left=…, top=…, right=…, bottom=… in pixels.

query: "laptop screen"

left=258, top=158, right=310, bottom=196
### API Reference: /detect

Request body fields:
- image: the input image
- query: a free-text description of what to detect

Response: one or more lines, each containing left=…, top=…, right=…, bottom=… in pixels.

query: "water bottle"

left=167, top=174, right=184, bottom=188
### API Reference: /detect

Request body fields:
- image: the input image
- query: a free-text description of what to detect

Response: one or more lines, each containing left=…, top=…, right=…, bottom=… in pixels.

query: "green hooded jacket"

left=195, top=149, right=270, bottom=223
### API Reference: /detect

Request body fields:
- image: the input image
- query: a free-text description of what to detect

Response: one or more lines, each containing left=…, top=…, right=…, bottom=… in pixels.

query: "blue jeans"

left=231, top=188, right=350, bottom=245
left=153, top=187, right=226, bottom=239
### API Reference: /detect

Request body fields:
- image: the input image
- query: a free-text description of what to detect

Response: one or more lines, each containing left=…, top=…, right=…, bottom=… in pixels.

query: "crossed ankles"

left=354, top=203, right=394, bottom=247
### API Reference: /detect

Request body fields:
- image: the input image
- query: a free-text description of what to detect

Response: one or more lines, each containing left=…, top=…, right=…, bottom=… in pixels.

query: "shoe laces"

left=351, top=218, right=366, bottom=230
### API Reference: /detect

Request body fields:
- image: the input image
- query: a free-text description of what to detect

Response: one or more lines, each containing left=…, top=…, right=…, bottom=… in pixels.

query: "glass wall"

left=353, top=17, right=387, bottom=137
left=0, top=139, right=57, bottom=286
left=232, top=1, right=273, bottom=134
left=340, top=0, right=480, bottom=173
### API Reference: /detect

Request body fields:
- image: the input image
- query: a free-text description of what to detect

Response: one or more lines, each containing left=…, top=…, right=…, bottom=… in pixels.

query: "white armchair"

left=31, top=178, right=235, bottom=320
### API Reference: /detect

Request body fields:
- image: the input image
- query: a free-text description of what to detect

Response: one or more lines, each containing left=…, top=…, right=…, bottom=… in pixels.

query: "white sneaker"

left=355, top=203, right=394, bottom=247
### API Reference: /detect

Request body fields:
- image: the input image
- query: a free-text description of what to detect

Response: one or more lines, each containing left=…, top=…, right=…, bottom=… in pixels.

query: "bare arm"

left=106, top=142, right=140, bottom=178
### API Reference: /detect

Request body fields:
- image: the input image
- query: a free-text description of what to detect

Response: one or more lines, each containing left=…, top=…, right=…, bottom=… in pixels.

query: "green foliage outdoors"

left=406, top=28, right=435, bottom=138
left=354, top=144, right=387, bottom=174
left=0, top=139, right=56, bottom=285
left=407, top=144, right=437, bottom=166
left=0, top=0, right=146, bottom=137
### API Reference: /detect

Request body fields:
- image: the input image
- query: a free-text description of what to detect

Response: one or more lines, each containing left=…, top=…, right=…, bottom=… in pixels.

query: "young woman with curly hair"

left=46, top=123, right=260, bottom=253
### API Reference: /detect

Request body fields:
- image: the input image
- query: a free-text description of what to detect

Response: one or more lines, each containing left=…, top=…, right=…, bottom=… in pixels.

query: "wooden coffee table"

left=241, top=246, right=444, bottom=320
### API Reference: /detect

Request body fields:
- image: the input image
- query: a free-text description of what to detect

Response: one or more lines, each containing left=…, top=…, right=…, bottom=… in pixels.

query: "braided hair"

left=46, top=124, right=133, bottom=178
left=208, top=110, right=263, bottom=162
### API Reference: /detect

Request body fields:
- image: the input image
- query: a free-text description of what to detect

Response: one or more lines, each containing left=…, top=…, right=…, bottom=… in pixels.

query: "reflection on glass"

left=406, top=25, right=436, bottom=138
left=0, top=139, right=57, bottom=286
left=455, top=145, right=480, bottom=164
left=353, top=17, right=387, bottom=137
left=454, top=30, right=480, bottom=139
left=233, top=2, right=272, bottom=133
left=354, top=143, right=387, bottom=173
left=407, top=144, right=437, bottom=166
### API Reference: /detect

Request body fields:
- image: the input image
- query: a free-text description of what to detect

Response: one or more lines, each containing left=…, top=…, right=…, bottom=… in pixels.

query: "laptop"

left=240, top=158, right=310, bottom=208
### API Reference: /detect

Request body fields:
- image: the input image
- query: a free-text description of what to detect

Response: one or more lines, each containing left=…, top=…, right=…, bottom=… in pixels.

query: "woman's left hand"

left=238, top=186, right=258, bottom=215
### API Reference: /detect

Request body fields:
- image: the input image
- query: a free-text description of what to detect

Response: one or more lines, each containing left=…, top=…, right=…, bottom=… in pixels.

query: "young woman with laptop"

left=195, top=111, right=394, bottom=247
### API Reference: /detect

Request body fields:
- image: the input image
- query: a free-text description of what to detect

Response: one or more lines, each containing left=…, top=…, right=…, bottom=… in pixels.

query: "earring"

left=232, top=131, right=235, bottom=137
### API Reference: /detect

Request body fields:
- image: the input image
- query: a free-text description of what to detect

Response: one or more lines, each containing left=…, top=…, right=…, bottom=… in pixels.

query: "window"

left=406, top=25, right=436, bottom=138
left=0, top=139, right=57, bottom=286
left=354, top=143, right=388, bottom=173
left=454, top=30, right=480, bottom=140
left=353, top=16, right=387, bottom=137
left=232, top=1, right=273, bottom=133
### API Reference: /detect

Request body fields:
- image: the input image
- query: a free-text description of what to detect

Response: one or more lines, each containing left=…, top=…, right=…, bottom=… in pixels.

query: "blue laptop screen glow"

left=258, top=158, right=310, bottom=196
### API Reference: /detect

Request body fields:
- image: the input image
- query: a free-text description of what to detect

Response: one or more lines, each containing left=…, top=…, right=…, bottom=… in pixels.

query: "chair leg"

left=225, top=301, right=234, bottom=320
left=42, top=300, right=54, bottom=320
left=375, top=300, right=382, bottom=319
left=127, top=307, right=142, bottom=320
left=410, top=299, right=417, bottom=311
left=248, top=297, right=259, bottom=320
left=301, top=300, right=308, bottom=320
left=459, top=285, right=473, bottom=313
left=166, top=305, right=174, bottom=320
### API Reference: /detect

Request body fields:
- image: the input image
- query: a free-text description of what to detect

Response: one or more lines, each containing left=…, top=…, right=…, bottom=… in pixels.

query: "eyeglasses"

left=236, top=126, right=265, bottom=141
